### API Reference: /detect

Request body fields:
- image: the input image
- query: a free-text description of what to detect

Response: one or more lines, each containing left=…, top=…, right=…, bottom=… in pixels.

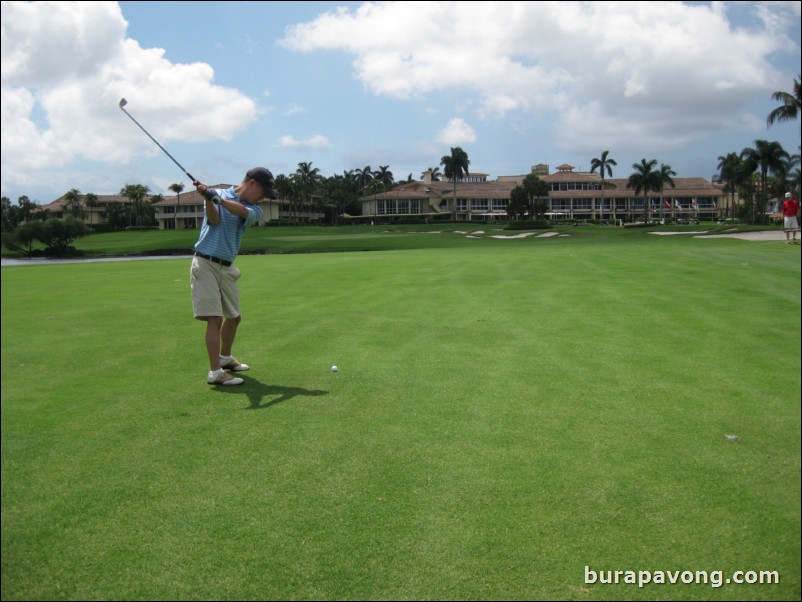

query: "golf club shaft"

left=118, top=100, right=194, bottom=181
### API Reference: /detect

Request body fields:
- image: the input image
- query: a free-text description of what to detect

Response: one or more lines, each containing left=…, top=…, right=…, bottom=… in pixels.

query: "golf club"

left=118, top=98, right=195, bottom=182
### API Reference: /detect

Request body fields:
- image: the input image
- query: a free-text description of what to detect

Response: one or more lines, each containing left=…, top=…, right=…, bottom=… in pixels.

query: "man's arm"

left=218, top=198, right=249, bottom=220
left=195, top=181, right=221, bottom=225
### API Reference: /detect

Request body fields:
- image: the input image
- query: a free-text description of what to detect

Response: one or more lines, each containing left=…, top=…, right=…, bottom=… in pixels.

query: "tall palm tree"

left=717, top=152, right=744, bottom=219
left=83, top=193, right=99, bottom=226
left=145, top=194, right=162, bottom=226
left=169, top=182, right=184, bottom=229
left=354, top=165, right=374, bottom=192
left=626, top=159, right=661, bottom=222
left=274, top=173, right=293, bottom=211
left=590, top=150, right=616, bottom=221
left=768, top=154, right=799, bottom=205
left=740, top=140, right=789, bottom=223
left=440, top=147, right=470, bottom=221
left=767, top=74, right=801, bottom=151
left=785, top=153, right=801, bottom=198
left=657, top=163, right=677, bottom=221
left=295, top=161, right=322, bottom=221
left=375, top=165, right=394, bottom=190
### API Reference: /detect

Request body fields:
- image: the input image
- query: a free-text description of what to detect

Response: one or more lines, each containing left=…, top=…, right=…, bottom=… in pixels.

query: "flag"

left=691, top=198, right=698, bottom=209
left=663, top=200, right=671, bottom=209
left=674, top=198, right=681, bottom=209
left=651, top=201, right=658, bottom=213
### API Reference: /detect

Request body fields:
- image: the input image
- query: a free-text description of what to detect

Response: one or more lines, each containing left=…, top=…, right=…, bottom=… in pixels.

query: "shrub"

left=505, top=220, right=552, bottom=230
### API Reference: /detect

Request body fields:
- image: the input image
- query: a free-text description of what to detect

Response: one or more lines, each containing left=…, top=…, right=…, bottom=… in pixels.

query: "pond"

left=1, top=255, right=193, bottom=267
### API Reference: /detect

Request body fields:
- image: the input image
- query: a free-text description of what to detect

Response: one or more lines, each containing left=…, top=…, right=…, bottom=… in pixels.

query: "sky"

left=1, top=1, right=800, bottom=205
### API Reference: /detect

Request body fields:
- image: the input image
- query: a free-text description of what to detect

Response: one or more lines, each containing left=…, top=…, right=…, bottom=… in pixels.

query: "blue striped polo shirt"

left=194, top=187, right=264, bottom=263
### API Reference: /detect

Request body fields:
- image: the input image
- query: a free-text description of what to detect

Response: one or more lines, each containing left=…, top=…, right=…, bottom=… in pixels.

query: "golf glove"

left=201, top=189, right=221, bottom=204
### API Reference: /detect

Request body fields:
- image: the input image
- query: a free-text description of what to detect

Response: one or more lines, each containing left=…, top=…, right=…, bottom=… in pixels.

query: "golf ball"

left=331, top=365, right=339, bottom=372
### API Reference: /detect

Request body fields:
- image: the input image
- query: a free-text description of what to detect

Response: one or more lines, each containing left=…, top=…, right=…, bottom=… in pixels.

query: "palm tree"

left=520, top=173, right=550, bottom=220
left=83, top=193, right=99, bottom=226
left=440, top=147, right=470, bottom=221
left=717, top=153, right=744, bottom=219
left=375, top=165, right=394, bottom=190
left=15, top=196, right=36, bottom=225
left=354, top=165, right=374, bottom=192
left=740, top=140, right=789, bottom=223
left=785, top=153, right=801, bottom=198
left=295, top=161, right=321, bottom=221
left=424, top=166, right=442, bottom=181
left=63, top=188, right=84, bottom=220
left=105, top=202, right=130, bottom=232
left=767, top=154, right=799, bottom=206
left=274, top=173, right=293, bottom=217
left=767, top=74, right=801, bottom=151
left=657, top=163, right=677, bottom=221
left=626, top=159, right=661, bottom=222
left=590, top=150, right=616, bottom=221
left=169, top=182, right=184, bottom=229
left=120, top=184, right=150, bottom=227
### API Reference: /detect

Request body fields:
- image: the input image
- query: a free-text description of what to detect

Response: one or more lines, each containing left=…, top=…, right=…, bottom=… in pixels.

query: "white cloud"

left=279, top=134, right=331, bottom=150
left=1, top=1, right=126, bottom=87
left=281, top=1, right=797, bottom=155
left=0, top=0, right=258, bottom=194
left=437, top=118, right=476, bottom=146
left=285, top=103, right=307, bottom=116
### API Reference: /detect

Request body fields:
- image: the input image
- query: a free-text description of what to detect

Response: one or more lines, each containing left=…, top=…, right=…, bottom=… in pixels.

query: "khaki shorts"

left=784, top=216, right=799, bottom=231
left=190, top=256, right=241, bottom=319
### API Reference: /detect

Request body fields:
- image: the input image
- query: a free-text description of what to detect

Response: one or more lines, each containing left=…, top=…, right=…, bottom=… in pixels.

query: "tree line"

left=2, top=76, right=800, bottom=237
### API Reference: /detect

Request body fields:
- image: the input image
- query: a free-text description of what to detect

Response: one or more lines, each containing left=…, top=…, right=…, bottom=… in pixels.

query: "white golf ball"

left=331, top=365, right=339, bottom=372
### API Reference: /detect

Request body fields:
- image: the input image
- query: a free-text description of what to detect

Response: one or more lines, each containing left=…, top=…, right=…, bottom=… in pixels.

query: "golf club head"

left=119, top=98, right=128, bottom=109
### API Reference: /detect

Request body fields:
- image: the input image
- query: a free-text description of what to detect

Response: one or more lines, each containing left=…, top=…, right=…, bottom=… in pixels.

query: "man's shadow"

left=213, top=374, right=328, bottom=409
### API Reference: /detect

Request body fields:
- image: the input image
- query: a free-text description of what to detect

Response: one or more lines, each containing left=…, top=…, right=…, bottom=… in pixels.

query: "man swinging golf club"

left=117, top=99, right=276, bottom=385
left=191, top=168, right=276, bottom=385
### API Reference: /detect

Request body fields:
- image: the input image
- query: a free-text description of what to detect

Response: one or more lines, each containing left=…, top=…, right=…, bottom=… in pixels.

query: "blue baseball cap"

left=247, top=167, right=277, bottom=199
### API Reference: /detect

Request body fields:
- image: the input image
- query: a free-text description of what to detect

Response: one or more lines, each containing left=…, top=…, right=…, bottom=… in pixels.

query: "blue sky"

left=1, top=1, right=800, bottom=205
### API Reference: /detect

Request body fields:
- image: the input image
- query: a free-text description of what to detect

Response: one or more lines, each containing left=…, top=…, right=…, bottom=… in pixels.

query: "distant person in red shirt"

left=782, top=192, right=799, bottom=244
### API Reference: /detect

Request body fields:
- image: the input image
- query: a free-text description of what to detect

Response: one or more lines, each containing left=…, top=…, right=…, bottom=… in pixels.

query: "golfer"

left=191, top=167, right=276, bottom=385
left=782, top=191, right=799, bottom=244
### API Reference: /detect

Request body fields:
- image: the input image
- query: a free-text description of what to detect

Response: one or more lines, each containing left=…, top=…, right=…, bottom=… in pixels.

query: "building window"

left=377, top=199, right=419, bottom=215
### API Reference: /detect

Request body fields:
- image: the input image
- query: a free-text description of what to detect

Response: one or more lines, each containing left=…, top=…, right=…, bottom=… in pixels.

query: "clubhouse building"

left=359, top=164, right=728, bottom=223
left=40, top=163, right=729, bottom=228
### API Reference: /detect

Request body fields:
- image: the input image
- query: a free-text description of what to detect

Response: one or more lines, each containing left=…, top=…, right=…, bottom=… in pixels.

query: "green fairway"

left=2, top=232, right=800, bottom=600
left=6, top=221, right=785, bottom=258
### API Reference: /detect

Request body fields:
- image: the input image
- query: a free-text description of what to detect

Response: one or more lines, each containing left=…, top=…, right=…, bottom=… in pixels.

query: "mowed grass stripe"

left=2, top=237, right=799, bottom=600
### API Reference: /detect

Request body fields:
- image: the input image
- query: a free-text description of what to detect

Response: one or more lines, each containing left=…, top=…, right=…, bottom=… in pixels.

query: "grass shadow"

left=212, top=373, right=329, bottom=409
